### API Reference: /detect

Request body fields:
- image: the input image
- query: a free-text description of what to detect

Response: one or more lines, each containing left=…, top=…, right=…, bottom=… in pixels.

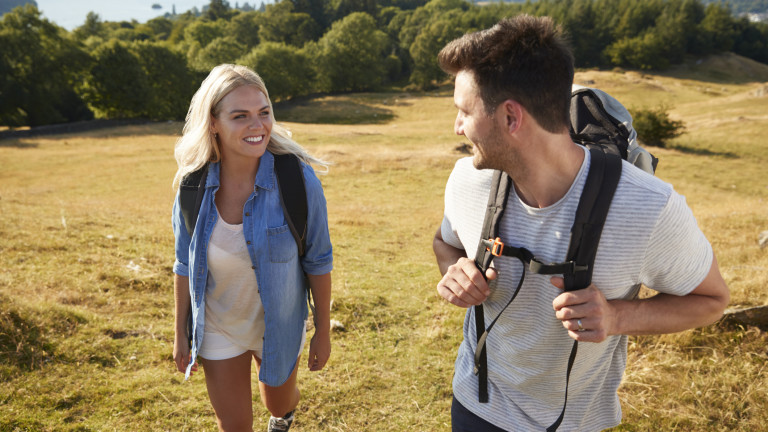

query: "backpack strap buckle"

left=486, top=237, right=504, bottom=257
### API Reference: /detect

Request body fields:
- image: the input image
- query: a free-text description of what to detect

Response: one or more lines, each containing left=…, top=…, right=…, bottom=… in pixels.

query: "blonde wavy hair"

left=173, top=64, right=328, bottom=189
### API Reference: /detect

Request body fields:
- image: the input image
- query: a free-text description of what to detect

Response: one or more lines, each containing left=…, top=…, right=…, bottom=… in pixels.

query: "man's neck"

left=502, top=130, right=584, bottom=209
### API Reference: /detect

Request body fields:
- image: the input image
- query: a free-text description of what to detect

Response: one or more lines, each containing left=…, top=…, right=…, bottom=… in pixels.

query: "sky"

left=33, top=0, right=272, bottom=30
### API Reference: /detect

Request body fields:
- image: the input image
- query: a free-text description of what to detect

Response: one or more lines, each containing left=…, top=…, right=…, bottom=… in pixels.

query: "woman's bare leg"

left=254, top=354, right=301, bottom=418
left=202, top=351, right=255, bottom=432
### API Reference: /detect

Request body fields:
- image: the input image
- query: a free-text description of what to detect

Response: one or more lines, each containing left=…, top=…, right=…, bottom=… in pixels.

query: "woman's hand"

left=173, top=333, right=198, bottom=375
left=307, top=330, right=331, bottom=371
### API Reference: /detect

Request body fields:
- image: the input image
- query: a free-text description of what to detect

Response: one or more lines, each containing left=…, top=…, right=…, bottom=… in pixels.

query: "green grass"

left=1, top=55, right=767, bottom=431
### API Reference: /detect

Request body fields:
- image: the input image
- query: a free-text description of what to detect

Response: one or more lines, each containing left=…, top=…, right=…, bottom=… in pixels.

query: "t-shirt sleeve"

left=440, top=161, right=465, bottom=251
left=639, top=190, right=713, bottom=296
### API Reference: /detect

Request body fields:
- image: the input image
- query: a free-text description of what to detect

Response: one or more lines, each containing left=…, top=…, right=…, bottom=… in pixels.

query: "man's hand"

left=437, top=257, right=498, bottom=308
left=551, top=276, right=616, bottom=343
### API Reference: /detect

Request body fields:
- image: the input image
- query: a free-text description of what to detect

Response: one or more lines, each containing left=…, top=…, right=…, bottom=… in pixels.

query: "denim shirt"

left=172, top=151, right=333, bottom=386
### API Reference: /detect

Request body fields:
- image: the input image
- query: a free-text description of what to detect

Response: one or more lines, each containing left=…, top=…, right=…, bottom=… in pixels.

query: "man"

left=433, top=15, right=729, bottom=431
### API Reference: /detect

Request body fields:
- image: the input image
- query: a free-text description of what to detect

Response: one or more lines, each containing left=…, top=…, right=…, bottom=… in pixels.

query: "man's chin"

left=471, top=154, right=491, bottom=170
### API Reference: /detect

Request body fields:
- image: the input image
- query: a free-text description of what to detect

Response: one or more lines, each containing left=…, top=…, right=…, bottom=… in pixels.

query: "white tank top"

left=204, top=208, right=264, bottom=353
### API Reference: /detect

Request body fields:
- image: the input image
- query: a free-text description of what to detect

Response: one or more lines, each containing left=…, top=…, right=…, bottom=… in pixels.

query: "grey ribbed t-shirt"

left=440, top=148, right=712, bottom=431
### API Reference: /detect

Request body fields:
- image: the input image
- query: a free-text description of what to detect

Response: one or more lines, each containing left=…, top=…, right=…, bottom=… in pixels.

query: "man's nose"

left=454, top=114, right=464, bottom=136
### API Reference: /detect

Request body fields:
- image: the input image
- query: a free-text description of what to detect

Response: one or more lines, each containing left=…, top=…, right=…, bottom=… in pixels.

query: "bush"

left=631, top=106, right=685, bottom=148
left=238, top=42, right=315, bottom=102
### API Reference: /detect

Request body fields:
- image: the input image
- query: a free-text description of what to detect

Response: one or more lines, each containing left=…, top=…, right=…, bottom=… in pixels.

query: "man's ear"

left=501, top=99, right=524, bottom=134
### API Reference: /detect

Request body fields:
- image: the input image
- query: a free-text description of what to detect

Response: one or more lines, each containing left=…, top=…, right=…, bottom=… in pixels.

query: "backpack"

left=178, top=153, right=310, bottom=346
left=471, top=86, right=657, bottom=431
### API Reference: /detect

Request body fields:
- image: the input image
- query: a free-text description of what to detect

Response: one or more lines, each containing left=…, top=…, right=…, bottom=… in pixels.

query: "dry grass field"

left=1, top=54, right=767, bottom=431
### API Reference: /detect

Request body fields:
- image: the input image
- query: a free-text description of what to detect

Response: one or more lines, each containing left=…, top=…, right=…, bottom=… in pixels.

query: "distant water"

left=34, top=0, right=271, bottom=30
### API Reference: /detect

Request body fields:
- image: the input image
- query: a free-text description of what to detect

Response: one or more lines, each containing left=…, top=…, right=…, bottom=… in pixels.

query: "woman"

left=171, top=64, right=333, bottom=432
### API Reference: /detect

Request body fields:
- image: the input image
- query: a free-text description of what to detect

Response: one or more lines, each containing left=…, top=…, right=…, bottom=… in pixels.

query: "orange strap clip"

left=488, top=237, right=504, bottom=257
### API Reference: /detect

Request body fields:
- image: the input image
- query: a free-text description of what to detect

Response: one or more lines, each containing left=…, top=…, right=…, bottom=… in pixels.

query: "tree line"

left=2, top=0, right=768, bottom=128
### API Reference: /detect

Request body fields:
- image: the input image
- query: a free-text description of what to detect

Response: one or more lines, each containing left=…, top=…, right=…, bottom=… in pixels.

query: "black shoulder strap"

left=546, top=147, right=622, bottom=432
left=565, top=146, right=623, bottom=291
left=472, top=170, right=511, bottom=403
left=180, top=164, right=209, bottom=238
left=274, top=153, right=308, bottom=257
left=179, top=164, right=208, bottom=348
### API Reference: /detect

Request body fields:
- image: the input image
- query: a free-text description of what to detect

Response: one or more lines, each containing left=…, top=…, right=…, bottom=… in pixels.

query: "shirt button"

left=245, top=212, right=250, bottom=216
left=251, top=265, right=256, bottom=269
left=246, top=241, right=251, bottom=245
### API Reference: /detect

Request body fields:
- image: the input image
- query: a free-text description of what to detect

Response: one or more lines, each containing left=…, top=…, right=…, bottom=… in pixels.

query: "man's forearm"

left=608, top=256, right=729, bottom=336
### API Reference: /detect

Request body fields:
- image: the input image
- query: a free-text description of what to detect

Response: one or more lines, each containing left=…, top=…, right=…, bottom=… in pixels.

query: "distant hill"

left=664, top=52, right=768, bottom=83
left=0, top=0, right=36, bottom=15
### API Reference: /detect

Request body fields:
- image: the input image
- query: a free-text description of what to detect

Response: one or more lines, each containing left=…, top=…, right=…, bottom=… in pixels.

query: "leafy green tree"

left=79, top=40, right=151, bottom=119
left=314, top=12, right=389, bottom=92
left=143, top=16, right=174, bottom=41
left=409, top=10, right=467, bottom=87
left=289, top=0, right=331, bottom=30
left=397, top=0, right=467, bottom=49
left=238, top=42, right=315, bottom=101
left=0, top=5, right=92, bottom=127
left=330, top=0, right=379, bottom=22
left=167, top=12, right=198, bottom=45
left=732, top=18, right=768, bottom=63
left=183, top=19, right=227, bottom=47
left=698, top=3, right=739, bottom=53
left=131, top=42, right=198, bottom=119
left=605, top=31, right=670, bottom=69
left=205, top=0, right=236, bottom=21
left=227, top=11, right=260, bottom=49
left=72, top=12, right=107, bottom=41
left=257, top=1, right=321, bottom=46
left=189, top=36, right=246, bottom=72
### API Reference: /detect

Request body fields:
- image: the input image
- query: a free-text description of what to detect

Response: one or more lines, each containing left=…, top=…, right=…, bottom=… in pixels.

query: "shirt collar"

left=207, top=150, right=277, bottom=191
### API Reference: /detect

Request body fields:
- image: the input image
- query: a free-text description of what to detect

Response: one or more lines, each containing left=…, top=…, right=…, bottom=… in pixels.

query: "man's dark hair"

left=438, top=15, right=574, bottom=133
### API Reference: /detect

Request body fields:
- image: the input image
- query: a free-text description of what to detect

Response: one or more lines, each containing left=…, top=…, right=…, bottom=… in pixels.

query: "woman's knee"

left=261, top=382, right=300, bottom=417
left=259, top=363, right=301, bottom=416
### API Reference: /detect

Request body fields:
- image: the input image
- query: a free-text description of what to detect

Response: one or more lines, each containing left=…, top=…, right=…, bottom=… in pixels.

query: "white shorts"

left=199, top=321, right=307, bottom=361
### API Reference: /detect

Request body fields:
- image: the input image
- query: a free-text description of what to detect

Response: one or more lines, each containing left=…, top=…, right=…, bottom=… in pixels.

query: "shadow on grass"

left=667, top=144, right=739, bottom=158
left=0, top=119, right=183, bottom=143
left=275, top=94, right=403, bottom=125
left=0, top=139, right=39, bottom=149
left=0, top=308, right=50, bottom=371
